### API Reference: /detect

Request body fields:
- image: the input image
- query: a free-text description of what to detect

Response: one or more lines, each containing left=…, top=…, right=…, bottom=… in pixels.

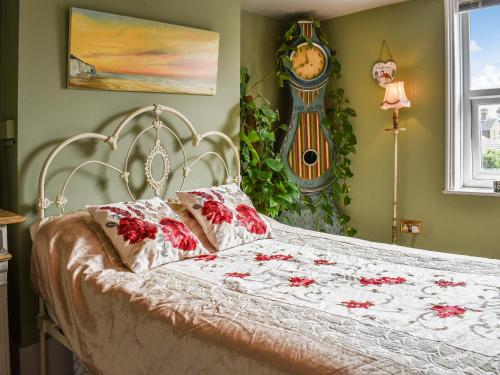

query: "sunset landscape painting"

left=68, top=8, right=219, bottom=95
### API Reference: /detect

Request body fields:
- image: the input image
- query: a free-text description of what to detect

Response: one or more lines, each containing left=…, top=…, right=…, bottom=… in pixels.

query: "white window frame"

left=445, top=0, right=500, bottom=196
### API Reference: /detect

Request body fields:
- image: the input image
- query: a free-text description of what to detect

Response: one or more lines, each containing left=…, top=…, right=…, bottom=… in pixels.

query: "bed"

left=31, top=104, right=500, bottom=375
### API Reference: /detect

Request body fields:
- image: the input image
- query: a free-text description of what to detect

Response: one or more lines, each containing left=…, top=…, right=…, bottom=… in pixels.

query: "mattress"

left=31, top=211, right=500, bottom=375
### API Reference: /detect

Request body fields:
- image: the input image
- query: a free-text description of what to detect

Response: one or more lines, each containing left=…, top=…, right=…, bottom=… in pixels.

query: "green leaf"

left=264, top=158, right=283, bottom=172
left=269, top=197, right=278, bottom=207
left=344, top=195, right=352, bottom=206
left=346, top=227, right=357, bottom=237
left=280, top=55, right=293, bottom=70
left=345, top=107, right=357, bottom=117
left=260, top=129, right=275, bottom=143
left=249, top=148, right=260, bottom=165
left=240, top=66, right=249, bottom=97
left=240, top=132, right=249, bottom=144
left=331, top=164, right=341, bottom=178
left=322, top=204, right=334, bottom=216
left=260, top=106, right=278, bottom=122
left=277, top=73, right=290, bottom=87
left=247, top=130, right=260, bottom=143
left=241, top=146, right=249, bottom=161
left=261, top=171, right=273, bottom=180
left=332, top=59, right=341, bottom=74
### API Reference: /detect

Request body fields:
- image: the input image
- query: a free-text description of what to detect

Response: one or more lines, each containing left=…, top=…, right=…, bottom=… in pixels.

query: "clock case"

left=280, top=20, right=335, bottom=193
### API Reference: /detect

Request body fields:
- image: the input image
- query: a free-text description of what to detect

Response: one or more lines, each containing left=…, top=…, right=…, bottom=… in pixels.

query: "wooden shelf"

left=0, top=253, right=11, bottom=262
left=0, top=209, right=25, bottom=226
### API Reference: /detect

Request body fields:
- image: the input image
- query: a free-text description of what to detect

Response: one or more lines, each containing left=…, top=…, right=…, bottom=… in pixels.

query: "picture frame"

left=68, top=8, right=220, bottom=95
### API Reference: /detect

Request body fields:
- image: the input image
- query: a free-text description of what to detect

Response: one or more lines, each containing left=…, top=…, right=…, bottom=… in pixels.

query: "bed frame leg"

left=38, top=298, right=47, bottom=375
left=40, top=330, right=46, bottom=375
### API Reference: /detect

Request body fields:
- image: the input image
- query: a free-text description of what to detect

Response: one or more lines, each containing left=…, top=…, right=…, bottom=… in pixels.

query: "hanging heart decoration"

left=372, top=60, right=397, bottom=88
left=372, top=39, right=397, bottom=88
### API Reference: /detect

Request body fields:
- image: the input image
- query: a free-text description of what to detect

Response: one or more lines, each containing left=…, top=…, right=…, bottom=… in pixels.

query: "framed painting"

left=68, top=8, right=219, bottom=95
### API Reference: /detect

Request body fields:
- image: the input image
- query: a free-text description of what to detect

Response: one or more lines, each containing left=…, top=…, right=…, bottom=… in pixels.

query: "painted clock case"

left=280, top=20, right=335, bottom=193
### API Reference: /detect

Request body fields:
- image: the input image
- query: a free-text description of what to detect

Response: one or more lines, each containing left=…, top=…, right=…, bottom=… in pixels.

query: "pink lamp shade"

left=380, top=81, right=411, bottom=110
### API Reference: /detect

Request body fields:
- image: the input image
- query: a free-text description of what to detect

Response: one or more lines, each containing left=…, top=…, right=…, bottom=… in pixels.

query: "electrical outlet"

left=400, top=220, right=422, bottom=235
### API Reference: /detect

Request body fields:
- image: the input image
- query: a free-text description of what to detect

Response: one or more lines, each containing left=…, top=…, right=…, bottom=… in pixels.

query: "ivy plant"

left=275, top=17, right=358, bottom=236
left=240, top=67, right=301, bottom=218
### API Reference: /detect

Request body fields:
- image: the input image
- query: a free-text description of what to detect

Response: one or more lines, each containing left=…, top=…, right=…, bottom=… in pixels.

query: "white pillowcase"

left=176, top=184, right=272, bottom=251
left=87, top=197, right=209, bottom=272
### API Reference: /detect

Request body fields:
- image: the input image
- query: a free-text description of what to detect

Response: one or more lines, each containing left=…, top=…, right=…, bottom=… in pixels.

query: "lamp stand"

left=385, top=108, right=406, bottom=244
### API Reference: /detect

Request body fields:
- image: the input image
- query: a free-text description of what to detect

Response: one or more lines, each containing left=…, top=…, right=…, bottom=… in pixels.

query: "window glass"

left=478, top=103, right=500, bottom=172
left=469, top=6, right=500, bottom=90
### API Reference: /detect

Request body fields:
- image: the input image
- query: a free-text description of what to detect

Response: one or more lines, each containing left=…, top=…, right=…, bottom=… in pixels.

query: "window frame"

left=445, top=0, right=500, bottom=195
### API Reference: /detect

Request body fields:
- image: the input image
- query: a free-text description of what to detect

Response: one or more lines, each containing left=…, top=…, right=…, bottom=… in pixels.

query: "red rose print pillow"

left=87, top=197, right=210, bottom=272
left=176, top=184, right=272, bottom=250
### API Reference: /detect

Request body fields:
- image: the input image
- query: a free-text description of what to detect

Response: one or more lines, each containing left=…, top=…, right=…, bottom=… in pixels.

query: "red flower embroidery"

left=432, top=305, right=466, bottom=318
left=314, top=259, right=336, bottom=266
left=101, top=206, right=131, bottom=218
left=342, top=301, right=374, bottom=309
left=195, top=254, right=217, bottom=261
left=434, top=280, right=466, bottom=288
left=236, top=204, right=267, bottom=235
left=255, top=253, right=293, bottom=261
left=225, top=272, right=251, bottom=278
left=159, top=218, right=198, bottom=251
left=117, top=217, right=157, bottom=244
left=126, top=205, right=146, bottom=219
left=360, top=277, right=406, bottom=286
left=191, top=191, right=214, bottom=201
left=290, top=277, right=315, bottom=287
left=202, top=200, right=233, bottom=224
left=210, top=190, right=225, bottom=202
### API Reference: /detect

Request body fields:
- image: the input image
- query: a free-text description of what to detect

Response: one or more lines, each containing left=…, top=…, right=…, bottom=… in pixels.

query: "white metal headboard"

left=37, top=104, right=241, bottom=219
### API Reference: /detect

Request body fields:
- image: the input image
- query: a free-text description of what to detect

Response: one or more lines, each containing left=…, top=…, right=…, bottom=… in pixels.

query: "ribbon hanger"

left=378, top=39, right=394, bottom=62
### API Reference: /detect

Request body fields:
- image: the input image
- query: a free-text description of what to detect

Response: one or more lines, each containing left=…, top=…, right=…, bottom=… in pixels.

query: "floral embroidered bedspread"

left=31, top=212, right=500, bottom=375
left=166, top=221, right=500, bottom=374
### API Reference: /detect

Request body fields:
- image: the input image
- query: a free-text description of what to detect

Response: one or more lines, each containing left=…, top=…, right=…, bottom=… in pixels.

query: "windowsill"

left=444, top=187, right=500, bottom=197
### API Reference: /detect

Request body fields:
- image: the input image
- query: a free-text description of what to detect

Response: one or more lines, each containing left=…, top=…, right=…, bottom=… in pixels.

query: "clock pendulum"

left=280, top=20, right=340, bottom=233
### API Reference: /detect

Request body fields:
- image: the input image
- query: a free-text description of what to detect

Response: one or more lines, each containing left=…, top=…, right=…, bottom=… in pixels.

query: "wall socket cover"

left=400, top=219, right=422, bottom=234
left=494, top=181, right=500, bottom=193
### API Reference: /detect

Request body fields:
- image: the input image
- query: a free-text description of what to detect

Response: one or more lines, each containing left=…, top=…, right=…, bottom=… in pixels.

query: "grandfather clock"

left=279, top=20, right=340, bottom=233
left=281, top=20, right=334, bottom=193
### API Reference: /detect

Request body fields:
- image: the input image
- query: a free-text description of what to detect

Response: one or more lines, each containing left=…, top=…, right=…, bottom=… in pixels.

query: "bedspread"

left=31, top=211, right=500, bottom=375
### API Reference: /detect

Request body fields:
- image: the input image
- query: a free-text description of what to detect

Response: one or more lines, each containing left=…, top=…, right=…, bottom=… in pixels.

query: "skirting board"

left=10, top=338, right=72, bottom=375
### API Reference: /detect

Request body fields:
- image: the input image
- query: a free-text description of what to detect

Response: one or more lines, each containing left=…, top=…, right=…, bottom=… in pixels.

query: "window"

left=445, top=0, right=500, bottom=194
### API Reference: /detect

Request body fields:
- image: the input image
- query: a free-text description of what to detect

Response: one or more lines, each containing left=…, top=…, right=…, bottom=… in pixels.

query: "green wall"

left=240, top=11, right=285, bottom=111
left=323, top=0, right=500, bottom=258
left=7, top=0, right=240, bottom=347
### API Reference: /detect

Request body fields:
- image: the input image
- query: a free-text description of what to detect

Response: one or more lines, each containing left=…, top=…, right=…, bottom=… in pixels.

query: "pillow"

left=168, top=202, right=216, bottom=253
left=176, top=184, right=272, bottom=250
left=87, top=197, right=210, bottom=272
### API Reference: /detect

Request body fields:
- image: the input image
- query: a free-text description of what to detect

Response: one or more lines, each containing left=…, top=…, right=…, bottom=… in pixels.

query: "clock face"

left=290, top=43, right=327, bottom=81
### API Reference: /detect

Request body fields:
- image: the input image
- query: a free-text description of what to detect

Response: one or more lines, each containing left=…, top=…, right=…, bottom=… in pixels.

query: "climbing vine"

left=240, top=67, right=301, bottom=219
left=276, top=17, right=358, bottom=236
